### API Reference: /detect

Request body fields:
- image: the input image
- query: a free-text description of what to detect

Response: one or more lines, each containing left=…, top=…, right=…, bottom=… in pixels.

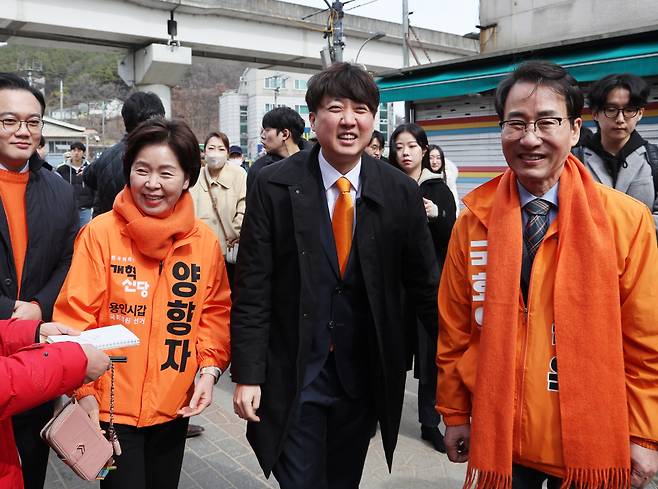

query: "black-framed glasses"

left=0, top=118, right=44, bottom=133
left=499, top=117, right=568, bottom=139
left=602, top=106, right=640, bottom=119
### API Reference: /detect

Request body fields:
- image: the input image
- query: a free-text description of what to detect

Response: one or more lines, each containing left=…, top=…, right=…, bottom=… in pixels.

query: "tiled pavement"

left=45, top=374, right=466, bottom=489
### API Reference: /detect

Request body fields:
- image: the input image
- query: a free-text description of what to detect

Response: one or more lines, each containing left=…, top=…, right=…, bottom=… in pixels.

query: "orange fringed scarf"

left=466, top=155, right=630, bottom=489
left=113, top=187, right=196, bottom=261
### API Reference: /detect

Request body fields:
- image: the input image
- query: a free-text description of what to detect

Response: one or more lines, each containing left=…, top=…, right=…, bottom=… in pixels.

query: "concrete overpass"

left=1, top=0, right=479, bottom=113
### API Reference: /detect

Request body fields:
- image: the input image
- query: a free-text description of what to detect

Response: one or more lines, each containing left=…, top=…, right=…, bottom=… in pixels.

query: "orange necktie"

left=332, top=176, right=354, bottom=277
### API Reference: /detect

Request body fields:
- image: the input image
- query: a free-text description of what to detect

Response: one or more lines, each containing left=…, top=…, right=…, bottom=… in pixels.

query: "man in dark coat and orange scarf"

left=438, top=60, right=658, bottom=489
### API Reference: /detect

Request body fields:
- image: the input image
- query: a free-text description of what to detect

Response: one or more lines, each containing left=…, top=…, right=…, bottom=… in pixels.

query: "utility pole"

left=332, top=1, right=345, bottom=63
left=402, top=0, right=409, bottom=68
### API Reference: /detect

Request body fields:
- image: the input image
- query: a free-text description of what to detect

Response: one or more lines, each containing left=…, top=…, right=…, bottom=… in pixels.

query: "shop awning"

left=377, top=38, right=658, bottom=103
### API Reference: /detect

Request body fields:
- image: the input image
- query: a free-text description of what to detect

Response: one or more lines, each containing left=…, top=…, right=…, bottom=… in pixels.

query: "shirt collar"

left=516, top=179, right=559, bottom=209
left=318, top=149, right=361, bottom=193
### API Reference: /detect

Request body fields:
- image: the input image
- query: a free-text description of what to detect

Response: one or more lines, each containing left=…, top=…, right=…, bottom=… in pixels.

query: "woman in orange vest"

left=54, top=117, right=231, bottom=489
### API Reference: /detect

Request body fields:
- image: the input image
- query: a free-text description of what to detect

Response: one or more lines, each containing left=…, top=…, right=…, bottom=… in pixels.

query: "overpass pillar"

left=118, top=43, right=192, bottom=117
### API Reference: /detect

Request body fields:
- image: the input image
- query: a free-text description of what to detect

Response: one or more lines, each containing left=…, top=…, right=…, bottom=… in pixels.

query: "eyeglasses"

left=368, top=144, right=382, bottom=152
left=0, top=118, right=44, bottom=133
left=601, top=106, right=640, bottom=119
left=499, top=117, right=569, bottom=139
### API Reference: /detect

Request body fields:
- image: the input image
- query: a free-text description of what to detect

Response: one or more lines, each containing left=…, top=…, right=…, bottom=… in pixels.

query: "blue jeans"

left=79, top=207, right=92, bottom=228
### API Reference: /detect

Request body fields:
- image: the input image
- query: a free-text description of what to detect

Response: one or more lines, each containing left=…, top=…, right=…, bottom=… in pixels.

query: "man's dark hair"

left=586, top=73, right=650, bottom=112
left=262, top=107, right=305, bottom=146
left=305, top=62, right=380, bottom=115
left=70, top=141, right=86, bottom=152
left=121, top=92, right=165, bottom=133
left=370, top=130, right=385, bottom=149
left=0, top=72, right=46, bottom=115
left=388, top=123, right=429, bottom=169
left=123, top=117, right=201, bottom=187
left=38, top=136, right=46, bottom=148
left=494, top=60, right=584, bottom=121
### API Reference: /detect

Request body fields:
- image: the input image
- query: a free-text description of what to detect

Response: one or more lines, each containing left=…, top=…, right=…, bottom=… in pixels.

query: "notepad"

left=47, top=325, right=140, bottom=351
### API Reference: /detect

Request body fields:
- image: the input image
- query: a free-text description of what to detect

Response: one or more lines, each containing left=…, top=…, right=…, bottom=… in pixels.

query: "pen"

left=109, top=356, right=127, bottom=363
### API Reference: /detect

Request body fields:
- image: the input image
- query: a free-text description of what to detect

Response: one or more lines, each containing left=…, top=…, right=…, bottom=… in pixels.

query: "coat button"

left=334, top=286, right=343, bottom=294
left=295, top=189, right=301, bottom=194
left=327, top=320, right=335, bottom=329
left=43, top=352, right=49, bottom=357
left=3, top=278, right=12, bottom=286
left=300, top=250, right=306, bottom=255
left=303, top=313, right=309, bottom=319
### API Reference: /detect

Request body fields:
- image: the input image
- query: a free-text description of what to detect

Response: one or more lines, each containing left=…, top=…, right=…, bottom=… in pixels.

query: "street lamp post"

left=354, top=32, right=386, bottom=65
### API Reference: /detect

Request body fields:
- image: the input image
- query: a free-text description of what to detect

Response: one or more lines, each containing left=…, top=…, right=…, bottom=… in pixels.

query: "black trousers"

left=512, top=464, right=566, bottom=489
left=417, top=379, right=441, bottom=427
left=13, top=401, right=53, bottom=489
left=273, top=354, right=377, bottom=489
left=99, top=417, right=189, bottom=489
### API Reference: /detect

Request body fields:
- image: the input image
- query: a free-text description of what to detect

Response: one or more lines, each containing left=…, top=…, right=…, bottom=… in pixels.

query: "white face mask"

left=229, top=157, right=243, bottom=165
left=206, top=154, right=227, bottom=171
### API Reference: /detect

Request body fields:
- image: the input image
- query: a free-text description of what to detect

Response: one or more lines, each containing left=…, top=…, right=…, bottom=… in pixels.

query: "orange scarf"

left=112, top=187, right=196, bottom=261
left=466, top=155, right=630, bottom=489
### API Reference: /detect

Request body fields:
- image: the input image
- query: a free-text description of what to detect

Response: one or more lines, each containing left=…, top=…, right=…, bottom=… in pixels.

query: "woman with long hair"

left=389, top=123, right=456, bottom=453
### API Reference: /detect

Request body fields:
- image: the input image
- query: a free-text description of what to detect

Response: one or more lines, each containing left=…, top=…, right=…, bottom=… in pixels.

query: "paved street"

left=45, top=373, right=466, bottom=489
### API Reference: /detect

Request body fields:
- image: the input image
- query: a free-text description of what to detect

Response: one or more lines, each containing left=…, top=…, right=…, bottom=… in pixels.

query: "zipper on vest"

left=159, top=261, right=163, bottom=275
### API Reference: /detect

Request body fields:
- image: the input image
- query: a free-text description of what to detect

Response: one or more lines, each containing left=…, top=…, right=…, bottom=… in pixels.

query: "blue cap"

left=229, top=145, right=242, bottom=156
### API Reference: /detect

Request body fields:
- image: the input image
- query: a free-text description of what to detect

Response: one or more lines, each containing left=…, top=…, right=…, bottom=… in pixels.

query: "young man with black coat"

left=232, top=62, right=439, bottom=489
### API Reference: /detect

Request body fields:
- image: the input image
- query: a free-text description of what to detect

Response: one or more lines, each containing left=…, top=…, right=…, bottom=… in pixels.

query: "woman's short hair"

left=388, top=123, right=429, bottom=169
left=203, top=131, right=230, bottom=151
left=123, top=117, right=201, bottom=187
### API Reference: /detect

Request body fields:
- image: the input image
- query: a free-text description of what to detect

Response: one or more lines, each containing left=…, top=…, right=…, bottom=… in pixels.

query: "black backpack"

left=573, top=143, right=658, bottom=198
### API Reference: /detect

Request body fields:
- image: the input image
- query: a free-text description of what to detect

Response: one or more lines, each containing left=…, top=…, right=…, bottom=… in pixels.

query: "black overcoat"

left=231, top=144, right=439, bottom=475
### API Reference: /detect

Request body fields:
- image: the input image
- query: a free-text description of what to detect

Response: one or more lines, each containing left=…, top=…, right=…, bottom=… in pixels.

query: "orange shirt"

left=0, top=169, right=29, bottom=296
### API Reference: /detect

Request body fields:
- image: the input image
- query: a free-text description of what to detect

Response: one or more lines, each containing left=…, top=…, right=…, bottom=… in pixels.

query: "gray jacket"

left=581, top=145, right=658, bottom=231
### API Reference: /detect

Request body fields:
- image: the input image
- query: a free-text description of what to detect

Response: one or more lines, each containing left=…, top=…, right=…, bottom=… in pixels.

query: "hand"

left=233, top=384, right=261, bottom=422
left=177, top=374, right=214, bottom=417
left=11, top=300, right=42, bottom=320
left=227, top=238, right=239, bottom=247
left=39, top=322, right=81, bottom=343
left=80, top=344, right=111, bottom=383
left=78, top=395, right=101, bottom=429
left=444, top=424, right=470, bottom=463
left=423, top=198, right=439, bottom=218
left=631, top=442, right=658, bottom=488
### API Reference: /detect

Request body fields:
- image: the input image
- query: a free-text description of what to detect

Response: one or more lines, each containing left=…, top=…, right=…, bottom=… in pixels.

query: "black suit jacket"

left=231, top=144, right=439, bottom=475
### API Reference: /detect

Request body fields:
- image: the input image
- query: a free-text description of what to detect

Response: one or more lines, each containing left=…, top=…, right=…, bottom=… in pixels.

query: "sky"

left=280, top=0, right=480, bottom=36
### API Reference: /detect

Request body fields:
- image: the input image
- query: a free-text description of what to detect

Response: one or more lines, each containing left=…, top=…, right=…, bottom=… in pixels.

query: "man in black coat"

left=246, top=106, right=306, bottom=193
left=232, top=63, right=439, bottom=489
left=0, top=73, right=78, bottom=489
left=83, top=91, right=164, bottom=216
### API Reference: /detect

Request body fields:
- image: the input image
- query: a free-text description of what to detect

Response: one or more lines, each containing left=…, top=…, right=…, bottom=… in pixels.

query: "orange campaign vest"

left=54, top=211, right=231, bottom=428
left=437, top=180, right=658, bottom=476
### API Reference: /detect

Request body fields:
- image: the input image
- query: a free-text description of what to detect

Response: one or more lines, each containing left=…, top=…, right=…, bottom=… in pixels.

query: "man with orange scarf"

left=438, top=60, right=658, bottom=489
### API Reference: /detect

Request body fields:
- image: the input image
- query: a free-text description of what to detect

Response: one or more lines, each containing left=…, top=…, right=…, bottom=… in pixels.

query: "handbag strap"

left=106, top=363, right=118, bottom=449
left=204, top=169, right=235, bottom=249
